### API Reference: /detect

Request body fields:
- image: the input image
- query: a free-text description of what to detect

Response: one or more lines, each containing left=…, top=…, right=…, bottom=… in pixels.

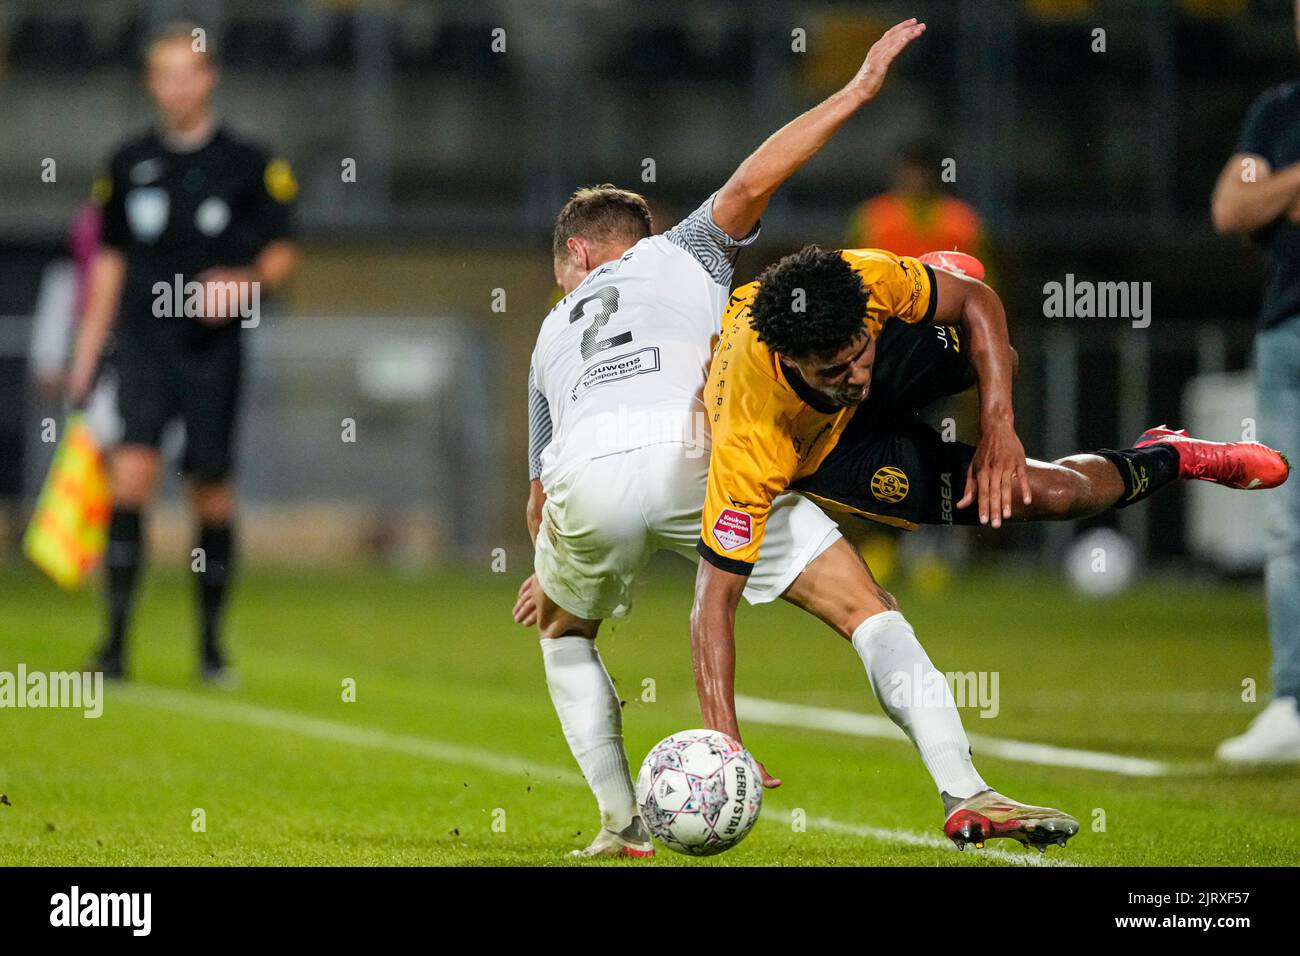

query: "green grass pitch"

left=0, top=557, right=1295, bottom=866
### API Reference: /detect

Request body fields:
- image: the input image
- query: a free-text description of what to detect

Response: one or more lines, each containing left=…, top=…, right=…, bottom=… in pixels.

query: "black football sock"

left=1095, top=445, right=1181, bottom=508
left=105, top=508, right=143, bottom=658
left=196, top=523, right=234, bottom=664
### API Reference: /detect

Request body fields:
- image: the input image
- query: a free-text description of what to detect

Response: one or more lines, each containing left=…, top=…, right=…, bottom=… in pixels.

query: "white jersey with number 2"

left=527, top=194, right=753, bottom=485
left=527, top=193, right=841, bottom=620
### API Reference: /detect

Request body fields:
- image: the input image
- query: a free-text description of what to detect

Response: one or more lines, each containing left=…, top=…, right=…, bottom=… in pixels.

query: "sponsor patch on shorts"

left=712, top=508, right=753, bottom=551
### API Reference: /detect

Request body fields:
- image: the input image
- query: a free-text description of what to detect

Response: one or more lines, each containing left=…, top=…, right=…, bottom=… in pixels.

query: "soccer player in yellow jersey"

left=691, top=245, right=1290, bottom=852
left=699, top=246, right=966, bottom=565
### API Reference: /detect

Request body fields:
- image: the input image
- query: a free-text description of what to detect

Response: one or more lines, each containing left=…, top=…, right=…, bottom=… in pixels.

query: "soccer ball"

left=635, top=729, right=764, bottom=856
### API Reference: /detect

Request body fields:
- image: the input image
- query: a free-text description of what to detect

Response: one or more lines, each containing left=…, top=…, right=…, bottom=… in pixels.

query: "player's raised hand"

left=847, top=18, right=926, bottom=103
left=712, top=16, right=924, bottom=238
left=959, top=420, right=1032, bottom=528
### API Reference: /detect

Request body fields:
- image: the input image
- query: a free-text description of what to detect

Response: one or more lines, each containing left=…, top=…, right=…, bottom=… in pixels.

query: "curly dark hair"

left=749, top=246, right=868, bottom=359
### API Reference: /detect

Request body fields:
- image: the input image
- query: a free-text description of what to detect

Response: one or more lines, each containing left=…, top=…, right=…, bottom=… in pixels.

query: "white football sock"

left=539, top=636, right=638, bottom=831
left=850, top=610, right=987, bottom=803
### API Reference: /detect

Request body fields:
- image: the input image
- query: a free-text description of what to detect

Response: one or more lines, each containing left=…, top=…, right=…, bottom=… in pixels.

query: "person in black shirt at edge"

left=1209, top=3, right=1300, bottom=762
left=67, top=21, right=299, bottom=682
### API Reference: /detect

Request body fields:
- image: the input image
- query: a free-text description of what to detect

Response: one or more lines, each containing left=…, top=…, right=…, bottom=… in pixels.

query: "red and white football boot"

left=1134, top=425, right=1290, bottom=490
left=569, top=817, right=655, bottom=859
left=944, top=790, right=1079, bottom=854
left=918, top=249, right=986, bottom=281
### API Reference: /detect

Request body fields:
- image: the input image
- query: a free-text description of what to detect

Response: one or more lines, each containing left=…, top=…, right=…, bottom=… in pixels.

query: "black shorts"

left=792, top=319, right=981, bottom=529
left=111, top=321, right=243, bottom=480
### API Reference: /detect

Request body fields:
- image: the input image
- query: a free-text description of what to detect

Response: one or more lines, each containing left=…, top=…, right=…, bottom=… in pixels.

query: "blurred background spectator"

left=845, top=138, right=987, bottom=264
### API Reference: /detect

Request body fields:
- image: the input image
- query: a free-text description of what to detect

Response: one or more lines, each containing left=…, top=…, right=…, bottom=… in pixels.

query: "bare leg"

left=780, top=536, right=989, bottom=801
left=110, top=444, right=160, bottom=507
left=1007, top=455, right=1125, bottom=522
left=536, top=587, right=601, bottom=640
left=781, top=535, right=897, bottom=638
left=187, top=477, right=235, bottom=525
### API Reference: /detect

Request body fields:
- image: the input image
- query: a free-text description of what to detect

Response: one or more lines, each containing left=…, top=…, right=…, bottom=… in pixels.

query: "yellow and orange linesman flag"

left=23, top=413, right=111, bottom=590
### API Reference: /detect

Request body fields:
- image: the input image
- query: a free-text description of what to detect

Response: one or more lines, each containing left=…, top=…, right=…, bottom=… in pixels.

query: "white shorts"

left=534, top=443, right=841, bottom=620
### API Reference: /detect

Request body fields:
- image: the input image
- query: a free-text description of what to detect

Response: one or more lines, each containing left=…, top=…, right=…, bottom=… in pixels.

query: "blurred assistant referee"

left=67, top=21, right=299, bottom=682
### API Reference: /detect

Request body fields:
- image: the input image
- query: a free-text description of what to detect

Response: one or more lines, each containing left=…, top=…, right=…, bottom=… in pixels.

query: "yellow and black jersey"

left=697, top=248, right=937, bottom=573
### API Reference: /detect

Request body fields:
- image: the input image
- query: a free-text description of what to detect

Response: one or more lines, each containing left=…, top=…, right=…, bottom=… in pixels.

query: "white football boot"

left=569, top=817, right=655, bottom=858
left=1216, top=697, right=1300, bottom=763
left=943, top=789, right=1079, bottom=854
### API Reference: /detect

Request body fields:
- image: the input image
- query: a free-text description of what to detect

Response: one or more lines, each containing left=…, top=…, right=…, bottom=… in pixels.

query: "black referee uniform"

left=94, top=124, right=296, bottom=675
left=99, top=126, right=294, bottom=471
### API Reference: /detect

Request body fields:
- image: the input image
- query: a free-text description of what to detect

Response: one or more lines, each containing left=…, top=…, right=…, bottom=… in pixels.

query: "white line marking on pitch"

left=114, top=684, right=585, bottom=785
left=1021, top=689, right=1248, bottom=715
left=792, top=813, right=1079, bottom=867
left=737, top=694, right=1174, bottom=777
left=113, top=684, right=1064, bottom=866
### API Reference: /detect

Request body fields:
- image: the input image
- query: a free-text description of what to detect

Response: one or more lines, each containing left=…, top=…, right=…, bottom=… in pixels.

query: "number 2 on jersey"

left=569, top=287, right=632, bottom=361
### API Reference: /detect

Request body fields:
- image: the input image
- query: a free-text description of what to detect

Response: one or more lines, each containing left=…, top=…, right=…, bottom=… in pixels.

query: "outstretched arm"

left=931, top=268, right=1029, bottom=527
left=690, top=559, right=782, bottom=788
left=711, top=18, right=926, bottom=239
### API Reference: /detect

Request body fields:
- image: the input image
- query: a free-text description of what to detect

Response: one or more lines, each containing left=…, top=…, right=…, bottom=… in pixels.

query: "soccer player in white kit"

left=520, top=20, right=928, bottom=857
